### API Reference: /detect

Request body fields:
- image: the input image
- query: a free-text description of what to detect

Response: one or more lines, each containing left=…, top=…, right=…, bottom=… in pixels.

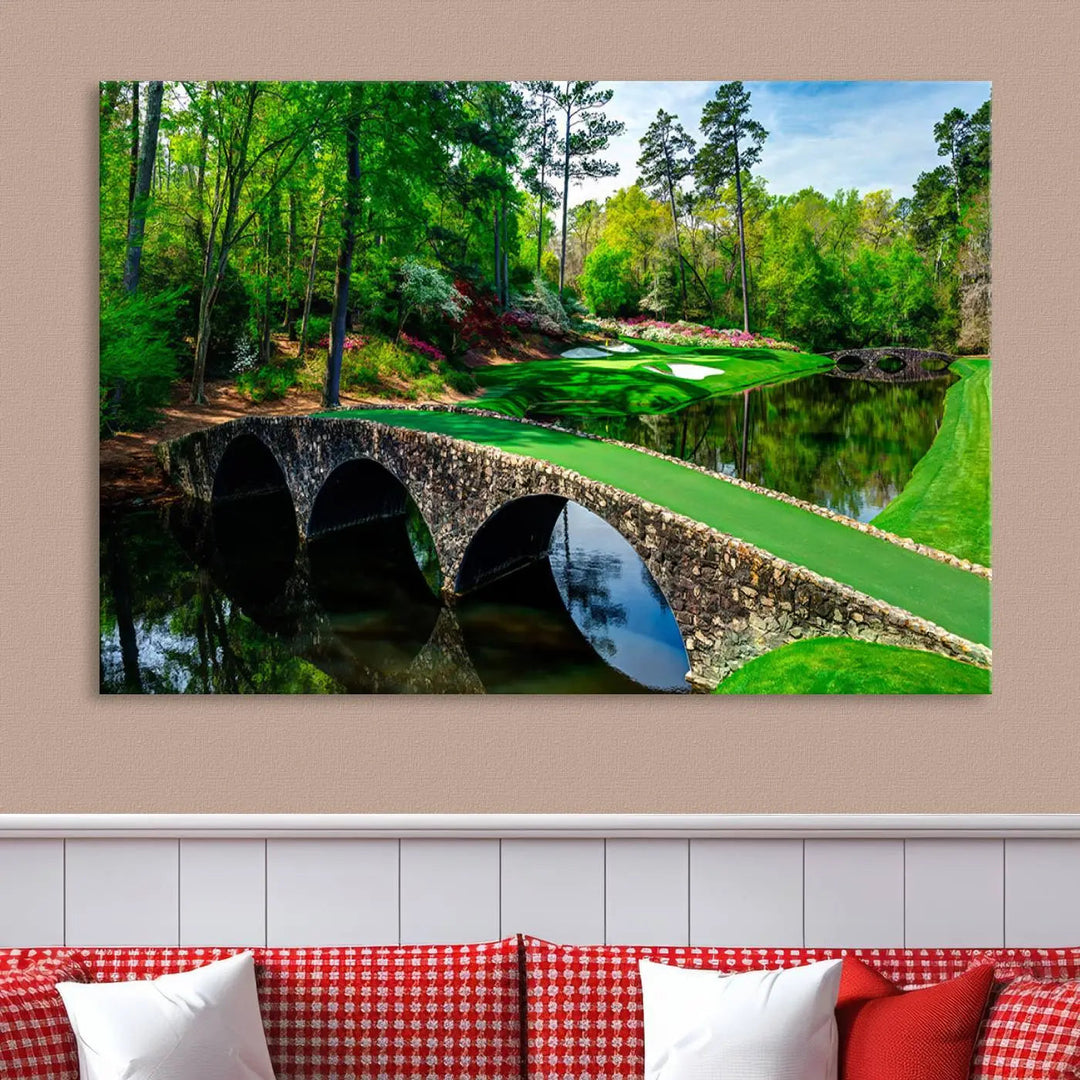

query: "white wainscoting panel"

left=266, top=839, right=398, bottom=946
left=690, top=839, right=804, bottom=946
left=1, top=821, right=1077, bottom=950
left=180, top=839, right=266, bottom=947
left=500, top=839, right=605, bottom=944
left=1005, top=839, right=1080, bottom=946
left=904, top=839, right=1004, bottom=947
left=605, top=839, right=689, bottom=945
left=0, top=839, right=64, bottom=946
left=65, top=839, right=180, bottom=946
left=400, top=838, right=500, bottom=943
left=804, top=839, right=904, bottom=947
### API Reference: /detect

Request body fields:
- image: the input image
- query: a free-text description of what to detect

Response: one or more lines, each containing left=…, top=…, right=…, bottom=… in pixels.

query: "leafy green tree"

left=579, top=243, right=639, bottom=315
left=696, top=81, right=768, bottom=332
left=551, top=82, right=625, bottom=295
left=637, top=109, right=696, bottom=313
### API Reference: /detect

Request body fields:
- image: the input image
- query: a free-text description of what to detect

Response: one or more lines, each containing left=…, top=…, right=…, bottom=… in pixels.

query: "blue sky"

left=570, top=80, right=991, bottom=209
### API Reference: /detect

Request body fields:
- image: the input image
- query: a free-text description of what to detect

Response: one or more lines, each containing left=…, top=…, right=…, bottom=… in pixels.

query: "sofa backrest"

left=0, top=939, right=522, bottom=1080
left=521, top=937, right=1080, bottom=1080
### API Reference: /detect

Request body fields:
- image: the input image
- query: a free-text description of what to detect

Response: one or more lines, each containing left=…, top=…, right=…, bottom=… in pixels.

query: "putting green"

left=323, top=409, right=991, bottom=647
left=714, top=638, right=990, bottom=694
left=475, top=343, right=833, bottom=418
left=873, top=359, right=991, bottom=566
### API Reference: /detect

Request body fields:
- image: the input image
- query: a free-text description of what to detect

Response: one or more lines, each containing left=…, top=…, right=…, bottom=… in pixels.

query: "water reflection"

left=555, top=372, right=954, bottom=523
left=100, top=496, right=690, bottom=695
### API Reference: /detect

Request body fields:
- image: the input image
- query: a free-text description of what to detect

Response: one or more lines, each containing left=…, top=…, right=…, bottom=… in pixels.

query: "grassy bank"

left=475, top=341, right=834, bottom=419
left=873, top=359, right=991, bottom=565
left=321, top=408, right=991, bottom=647
left=714, top=638, right=990, bottom=694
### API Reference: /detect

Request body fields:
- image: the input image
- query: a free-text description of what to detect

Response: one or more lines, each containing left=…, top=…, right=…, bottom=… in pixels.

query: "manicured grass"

left=873, top=359, right=991, bottom=565
left=320, top=409, right=991, bottom=647
left=475, top=342, right=833, bottom=418
left=714, top=637, right=990, bottom=694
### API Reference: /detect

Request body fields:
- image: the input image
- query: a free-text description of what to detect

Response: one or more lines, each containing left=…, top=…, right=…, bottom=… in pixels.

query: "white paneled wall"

left=1, top=824, right=1078, bottom=948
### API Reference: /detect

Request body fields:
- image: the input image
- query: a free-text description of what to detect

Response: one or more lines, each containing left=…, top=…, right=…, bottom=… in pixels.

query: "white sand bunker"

left=601, top=342, right=639, bottom=353
left=561, top=347, right=612, bottom=358
left=645, top=362, right=726, bottom=381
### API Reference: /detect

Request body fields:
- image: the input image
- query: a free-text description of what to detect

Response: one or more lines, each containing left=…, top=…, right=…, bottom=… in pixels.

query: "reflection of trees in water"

left=100, top=510, right=341, bottom=694
left=582, top=375, right=952, bottom=519
left=551, top=505, right=628, bottom=660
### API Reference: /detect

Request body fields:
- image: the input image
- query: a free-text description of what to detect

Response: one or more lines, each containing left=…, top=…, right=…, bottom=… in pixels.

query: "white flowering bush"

left=398, top=259, right=470, bottom=327
left=518, top=276, right=571, bottom=332
left=230, top=336, right=260, bottom=374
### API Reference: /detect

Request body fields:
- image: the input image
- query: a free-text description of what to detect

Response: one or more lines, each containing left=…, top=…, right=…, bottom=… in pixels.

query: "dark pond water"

left=548, top=372, right=955, bottom=523
left=100, top=500, right=689, bottom=695
left=100, top=369, right=953, bottom=694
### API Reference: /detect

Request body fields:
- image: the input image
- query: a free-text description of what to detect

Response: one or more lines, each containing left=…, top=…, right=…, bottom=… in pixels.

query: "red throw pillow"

left=836, top=956, right=995, bottom=1080
left=971, top=977, right=1080, bottom=1079
left=0, top=955, right=92, bottom=1080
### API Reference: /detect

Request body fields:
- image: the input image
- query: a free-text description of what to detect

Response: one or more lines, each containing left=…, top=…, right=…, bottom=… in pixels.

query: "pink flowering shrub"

left=317, top=333, right=367, bottom=351
left=400, top=332, right=446, bottom=364
left=595, top=317, right=799, bottom=352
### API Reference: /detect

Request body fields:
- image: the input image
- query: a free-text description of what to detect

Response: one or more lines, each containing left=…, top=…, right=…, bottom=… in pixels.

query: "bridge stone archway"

left=159, top=414, right=987, bottom=688
left=826, top=347, right=954, bottom=382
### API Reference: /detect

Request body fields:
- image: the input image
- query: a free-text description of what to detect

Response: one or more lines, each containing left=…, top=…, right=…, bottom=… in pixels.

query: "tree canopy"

left=99, top=81, right=991, bottom=435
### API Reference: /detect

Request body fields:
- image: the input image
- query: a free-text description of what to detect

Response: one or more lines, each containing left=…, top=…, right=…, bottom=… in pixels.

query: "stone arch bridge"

left=826, top=347, right=955, bottom=382
left=158, top=415, right=984, bottom=689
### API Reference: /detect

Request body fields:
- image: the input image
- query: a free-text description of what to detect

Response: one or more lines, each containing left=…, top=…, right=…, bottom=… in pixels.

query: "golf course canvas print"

left=99, top=80, right=992, bottom=695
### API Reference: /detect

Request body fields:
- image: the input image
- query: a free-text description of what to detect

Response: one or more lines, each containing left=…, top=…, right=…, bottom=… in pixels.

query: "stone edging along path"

left=341, top=402, right=991, bottom=582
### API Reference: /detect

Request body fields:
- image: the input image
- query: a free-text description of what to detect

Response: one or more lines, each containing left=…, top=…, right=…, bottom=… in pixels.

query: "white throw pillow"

left=639, top=957, right=843, bottom=1080
left=57, top=951, right=276, bottom=1080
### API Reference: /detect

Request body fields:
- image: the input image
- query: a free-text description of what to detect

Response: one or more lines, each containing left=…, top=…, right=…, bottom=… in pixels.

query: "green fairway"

left=714, top=638, right=990, bottom=694
left=873, top=359, right=991, bottom=565
left=322, top=409, right=991, bottom=646
left=475, top=342, right=833, bottom=418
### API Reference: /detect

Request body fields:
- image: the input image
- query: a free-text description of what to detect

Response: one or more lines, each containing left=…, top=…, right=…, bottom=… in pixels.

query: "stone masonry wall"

left=158, top=415, right=991, bottom=689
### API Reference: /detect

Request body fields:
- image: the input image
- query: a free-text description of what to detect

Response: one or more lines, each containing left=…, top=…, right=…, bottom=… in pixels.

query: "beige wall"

left=1, top=0, right=1077, bottom=813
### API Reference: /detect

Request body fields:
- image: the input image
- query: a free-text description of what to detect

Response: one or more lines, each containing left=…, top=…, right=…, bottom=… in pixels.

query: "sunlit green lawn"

left=873, top=359, right=991, bottom=565
left=475, top=339, right=834, bottom=418
left=714, top=637, right=990, bottom=694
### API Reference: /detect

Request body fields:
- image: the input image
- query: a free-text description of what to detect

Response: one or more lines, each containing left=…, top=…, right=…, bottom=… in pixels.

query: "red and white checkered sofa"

left=3, top=936, right=1079, bottom=1079
left=0, top=940, right=522, bottom=1080
left=520, top=938, right=1080, bottom=1080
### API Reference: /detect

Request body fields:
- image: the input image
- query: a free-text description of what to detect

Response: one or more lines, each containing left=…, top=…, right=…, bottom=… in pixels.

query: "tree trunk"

left=324, top=87, right=363, bottom=409
left=558, top=95, right=571, bottom=297
left=190, top=274, right=219, bottom=402
left=493, top=205, right=502, bottom=305
left=283, top=190, right=297, bottom=336
left=259, top=214, right=273, bottom=364
left=668, top=187, right=688, bottom=316
left=127, top=81, right=139, bottom=227
left=298, top=198, right=325, bottom=359
left=536, top=182, right=545, bottom=277
left=121, top=80, right=164, bottom=295
left=536, top=118, right=547, bottom=277
left=500, top=189, right=510, bottom=306
left=732, top=134, right=750, bottom=333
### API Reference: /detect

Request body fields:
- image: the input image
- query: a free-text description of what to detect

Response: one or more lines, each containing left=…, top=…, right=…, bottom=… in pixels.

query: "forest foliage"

left=99, top=80, right=990, bottom=434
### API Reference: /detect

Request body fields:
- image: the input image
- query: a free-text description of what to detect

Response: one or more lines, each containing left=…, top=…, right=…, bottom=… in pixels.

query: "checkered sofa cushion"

left=972, top=976, right=1080, bottom=1079
left=0, top=954, right=91, bottom=1080
left=521, top=938, right=1005, bottom=1080
left=0, top=940, right=521, bottom=1080
left=969, top=949, right=1080, bottom=982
